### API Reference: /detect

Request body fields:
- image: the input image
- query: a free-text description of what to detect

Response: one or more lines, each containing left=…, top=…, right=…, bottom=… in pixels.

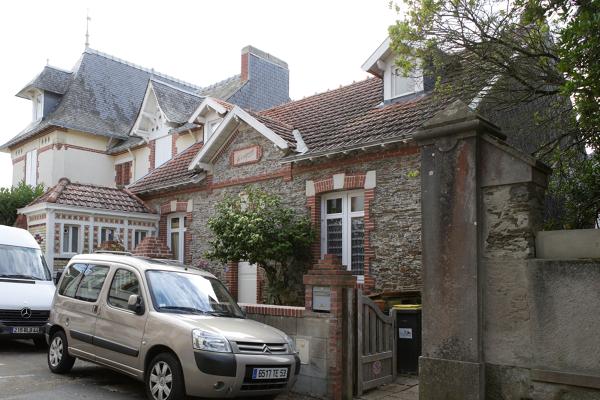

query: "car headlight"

left=284, top=334, right=296, bottom=354
left=192, top=329, right=231, bottom=353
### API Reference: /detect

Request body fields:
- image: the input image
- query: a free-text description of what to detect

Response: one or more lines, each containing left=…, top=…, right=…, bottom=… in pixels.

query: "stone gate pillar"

left=304, top=254, right=356, bottom=400
left=414, top=101, right=506, bottom=400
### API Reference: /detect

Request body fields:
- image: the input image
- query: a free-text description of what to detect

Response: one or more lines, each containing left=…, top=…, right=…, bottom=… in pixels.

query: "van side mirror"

left=54, top=270, right=63, bottom=285
left=127, top=294, right=145, bottom=315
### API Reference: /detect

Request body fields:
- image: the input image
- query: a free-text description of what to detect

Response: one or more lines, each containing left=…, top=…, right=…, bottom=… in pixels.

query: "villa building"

left=6, top=39, right=560, bottom=302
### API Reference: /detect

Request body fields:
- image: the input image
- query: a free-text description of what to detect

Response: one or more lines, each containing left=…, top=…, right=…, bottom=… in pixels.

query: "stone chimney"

left=230, top=45, right=290, bottom=111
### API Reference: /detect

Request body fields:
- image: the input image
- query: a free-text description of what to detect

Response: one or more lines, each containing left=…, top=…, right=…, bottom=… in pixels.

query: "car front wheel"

left=145, top=353, right=185, bottom=400
left=47, top=330, right=75, bottom=374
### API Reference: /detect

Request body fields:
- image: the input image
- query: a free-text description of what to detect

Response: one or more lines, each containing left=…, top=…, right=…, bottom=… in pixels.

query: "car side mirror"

left=127, top=294, right=145, bottom=315
left=54, top=270, right=63, bottom=285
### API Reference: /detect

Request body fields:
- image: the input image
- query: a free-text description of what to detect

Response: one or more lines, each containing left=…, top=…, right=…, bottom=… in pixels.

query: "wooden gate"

left=355, top=290, right=397, bottom=395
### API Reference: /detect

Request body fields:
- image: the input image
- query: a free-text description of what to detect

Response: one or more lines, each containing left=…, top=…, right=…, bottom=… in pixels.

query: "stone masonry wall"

left=144, top=124, right=423, bottom=294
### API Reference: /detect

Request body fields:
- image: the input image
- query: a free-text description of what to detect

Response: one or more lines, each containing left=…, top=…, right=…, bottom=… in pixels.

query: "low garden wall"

left=240, top=303, right=331, bottom=398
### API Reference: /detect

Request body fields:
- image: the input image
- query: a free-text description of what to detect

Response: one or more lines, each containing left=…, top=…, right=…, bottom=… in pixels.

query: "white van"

left=0, top=225, right=55, bottom=348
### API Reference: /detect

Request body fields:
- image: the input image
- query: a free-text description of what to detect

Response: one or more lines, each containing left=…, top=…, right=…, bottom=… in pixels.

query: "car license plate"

left=11, top=327, right=40, bottom=334
left=252, top=367, right=288, bottom=380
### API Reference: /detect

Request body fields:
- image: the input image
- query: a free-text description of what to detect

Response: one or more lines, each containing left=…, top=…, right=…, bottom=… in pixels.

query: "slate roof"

left=2, top=48, right=203, bottom=150
left=31, top=178, right=153, bottom=214
left=127, top=142, right=205, bottom=194
left=17, top=66, right=72, bottom=97
left=151, top=79, right=203, bottom=124
left=198, top=75, right=245, bottom=100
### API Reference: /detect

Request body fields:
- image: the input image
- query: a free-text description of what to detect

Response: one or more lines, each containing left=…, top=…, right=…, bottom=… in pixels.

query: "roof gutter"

left=131, top=172, right=207, bottom=197
left=281, top=136, right=416, bottom=164
left=18, top=202, right=160, bottom=220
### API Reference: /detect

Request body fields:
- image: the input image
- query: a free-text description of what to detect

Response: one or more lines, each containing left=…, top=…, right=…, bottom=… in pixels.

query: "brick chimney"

left=230, top=45, right=290, bottom=111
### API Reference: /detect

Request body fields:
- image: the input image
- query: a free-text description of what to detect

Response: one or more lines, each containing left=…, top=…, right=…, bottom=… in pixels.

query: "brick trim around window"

left=158, top=199, right=193, bottom=265
left=305, top=171, right=376, bottom=293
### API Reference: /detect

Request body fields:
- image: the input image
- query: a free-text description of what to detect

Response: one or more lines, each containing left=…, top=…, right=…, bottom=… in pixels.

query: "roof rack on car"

left=93, top=250, right=133, bottom=256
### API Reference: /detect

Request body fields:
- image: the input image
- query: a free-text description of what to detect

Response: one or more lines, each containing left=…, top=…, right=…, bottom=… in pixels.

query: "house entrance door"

left=237, top=262, right=257, bottom=303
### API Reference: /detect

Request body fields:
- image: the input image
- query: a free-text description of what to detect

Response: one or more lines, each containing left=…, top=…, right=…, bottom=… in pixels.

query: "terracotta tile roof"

left=250, top=111, right=296, bottom=146
left=31, top=178, right=153, bottom=213
left=128, top=142, right=204, bottom=194
left=260, top=77, right=462, bottom=156
left=132, top=74, right=478, bottom=194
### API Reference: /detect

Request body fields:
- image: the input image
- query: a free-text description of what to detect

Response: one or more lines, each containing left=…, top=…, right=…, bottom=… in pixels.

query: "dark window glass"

left=74, top=265, right=110, bottom=302
left=326, top=198, right=343, bottom=214
left=58, top=264, right=87, bottom=297
left=0, top=244, right=51, bottom=281
left=108, top=269, right=140, bottom=310
left=146, top=270, right=244, bottom=318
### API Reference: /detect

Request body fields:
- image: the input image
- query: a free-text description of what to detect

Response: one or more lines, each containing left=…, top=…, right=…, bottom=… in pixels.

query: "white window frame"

left=25, top=149, right=37, bottom=186
left=133, top=229, right=149, bottom=248
left=320, top=190, right=365, bottom=280
left=32, top=91, right=44, bottom=121
left=61, top=224, right=81, bottom=256
left=167, top=214, right=186, bottom=263
left=204, top=118, right=223, bottom=143
left=98, top=226, right=118, bottom=244
left=390, top=66, right=416, bottom=99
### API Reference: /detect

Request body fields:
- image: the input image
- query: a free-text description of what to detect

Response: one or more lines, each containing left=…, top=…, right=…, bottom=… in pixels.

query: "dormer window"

left=385, top=64, right=423, bottom=101
left=391, top=67, right=416, bottom=98
left=362, top=38, right=425, bottom=102
left=32, top=91, right=43, bottom=121
left=204, top=118, right=222, bottom=143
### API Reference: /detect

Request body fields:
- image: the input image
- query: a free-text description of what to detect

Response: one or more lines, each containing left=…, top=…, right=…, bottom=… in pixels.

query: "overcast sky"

left=0, top=0, right=399, bottom=188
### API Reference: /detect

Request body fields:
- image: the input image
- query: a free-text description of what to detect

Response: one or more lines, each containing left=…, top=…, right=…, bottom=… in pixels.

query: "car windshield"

left=0, top=244, right=51, bottom=281
left=146, top=270, right=244, bottom=318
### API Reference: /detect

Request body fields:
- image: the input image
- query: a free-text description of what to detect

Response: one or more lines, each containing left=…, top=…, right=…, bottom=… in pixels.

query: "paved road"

left=0, top=339, right=147, bottom=399
left=0, top=339, right=309, bottom=400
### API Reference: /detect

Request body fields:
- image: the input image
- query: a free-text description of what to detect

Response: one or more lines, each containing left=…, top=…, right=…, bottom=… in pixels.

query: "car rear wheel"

left=47, top=330, right=75, bottom=373
left=146, top=353, right=185, bottom=400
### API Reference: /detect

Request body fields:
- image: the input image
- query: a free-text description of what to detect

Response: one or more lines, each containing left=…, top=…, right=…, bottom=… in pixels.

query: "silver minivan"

left=46, top=253, right=300, bottom=399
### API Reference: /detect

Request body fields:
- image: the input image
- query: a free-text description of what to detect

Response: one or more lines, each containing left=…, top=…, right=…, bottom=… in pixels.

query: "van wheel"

left=47, top=330, right=75, bottom=374
left=146, top=353, right=185, bottom=400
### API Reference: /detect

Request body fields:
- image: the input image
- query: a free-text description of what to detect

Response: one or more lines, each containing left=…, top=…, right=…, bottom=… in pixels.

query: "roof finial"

left=85, top=9, right=91, bottom=49
left=46, top=58, right=49, bottom=66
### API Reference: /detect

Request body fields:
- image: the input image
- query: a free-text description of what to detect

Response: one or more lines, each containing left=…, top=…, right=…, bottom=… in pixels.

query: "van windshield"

left=0, top=244, right=51, bottom=281
left=146, top=270, right=244, bottom=318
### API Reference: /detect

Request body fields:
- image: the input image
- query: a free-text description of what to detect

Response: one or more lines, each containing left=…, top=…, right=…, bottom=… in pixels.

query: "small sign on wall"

left=399, top=328, right=413, bottom=339
left=312, top=286, right=331, bottom=312
left=231, top=145, right=261, bottom=166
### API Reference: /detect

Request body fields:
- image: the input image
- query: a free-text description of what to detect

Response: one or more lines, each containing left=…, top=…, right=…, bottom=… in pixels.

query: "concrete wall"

left=416, top=100, right=600, bottom=399
left=10, top=129, right=116, bottom=188
left=241, top=305, right=331, bottom=398
left=536, top=229, right=600, bottom=259
left=481, top=174, right=600, bottom=399
left=12, top=158, right=25, bottom=186
left=175, top=132, right=195, bottom=154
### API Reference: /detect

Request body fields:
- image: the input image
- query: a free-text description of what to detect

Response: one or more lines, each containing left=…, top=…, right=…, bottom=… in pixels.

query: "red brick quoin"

left=306, top=172, right=375, bottom=293
left=304, top=255, right=355, bottom=400
left=132, top=236, right=172, bottom=259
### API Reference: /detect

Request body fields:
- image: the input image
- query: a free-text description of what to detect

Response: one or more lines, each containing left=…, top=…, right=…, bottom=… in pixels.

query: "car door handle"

left=92, top=305, right=99, bottom=314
